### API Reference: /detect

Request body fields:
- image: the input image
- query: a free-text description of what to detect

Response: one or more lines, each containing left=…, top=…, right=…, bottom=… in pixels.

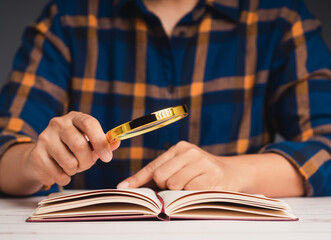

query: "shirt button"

left=167, top=84, right=175, bottom=94
left=164, top=142, right=172, bottom=150
left=179, top=31, right=186, bottom=38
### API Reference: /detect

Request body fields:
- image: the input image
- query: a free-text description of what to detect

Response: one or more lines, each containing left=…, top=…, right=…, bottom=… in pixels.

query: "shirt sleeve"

left=262, top=1, right=331, bottom=196
left=0, top=0, right=70, bottom=157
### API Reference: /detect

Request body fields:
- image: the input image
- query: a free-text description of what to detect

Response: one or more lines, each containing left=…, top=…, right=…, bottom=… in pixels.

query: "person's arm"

left=117, top=141, right=304, bottom=198
left=118, top=1, right=331, bottom=197
left=0, top=1, right=68, bottom=195
left=0, top=143, right=41, bottom=196
left=0, top=111, right=120, bottom=196
left=259, top=1, right=331, bottom=196
left=0, top=1, right=119, bottom=196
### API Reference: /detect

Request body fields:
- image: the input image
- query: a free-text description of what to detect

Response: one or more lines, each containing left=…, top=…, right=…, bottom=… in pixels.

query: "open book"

left=27, top=188, right=298, bottom=222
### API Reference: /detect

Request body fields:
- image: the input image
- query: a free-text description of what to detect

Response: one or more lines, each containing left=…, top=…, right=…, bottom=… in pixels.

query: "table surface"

left=0, top=195, right=330, bottom=240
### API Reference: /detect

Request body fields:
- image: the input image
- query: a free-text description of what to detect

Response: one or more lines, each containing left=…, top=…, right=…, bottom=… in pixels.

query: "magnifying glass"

left=106, top=104, right=189, bottom=142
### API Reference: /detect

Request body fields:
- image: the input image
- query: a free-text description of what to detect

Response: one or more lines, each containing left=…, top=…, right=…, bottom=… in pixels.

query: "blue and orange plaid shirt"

left=0, top=0, right=331, bottom=196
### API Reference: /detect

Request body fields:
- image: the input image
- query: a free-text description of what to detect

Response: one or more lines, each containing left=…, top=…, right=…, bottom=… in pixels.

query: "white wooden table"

left=0, top=195, right=330, bottom=240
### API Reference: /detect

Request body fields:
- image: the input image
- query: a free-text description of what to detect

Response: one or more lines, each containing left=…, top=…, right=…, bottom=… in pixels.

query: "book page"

left=35, top=188, right=162, bottom=216
left=30, top=203, right=156, bottom=220
left=170, top=208, right=296, bottom=220
left=158, top=190, right=289, bottom=215
left=34, top=195, right=160, bottom=215
left=170, top=202, right=296, bottom=219
left=158, top=190, right=196, bottom=208
left=43, top=188, right=161, bottom=206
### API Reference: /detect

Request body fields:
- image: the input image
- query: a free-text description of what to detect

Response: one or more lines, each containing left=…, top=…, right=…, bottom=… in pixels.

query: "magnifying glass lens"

left=106, top=105, right=189, bottom=142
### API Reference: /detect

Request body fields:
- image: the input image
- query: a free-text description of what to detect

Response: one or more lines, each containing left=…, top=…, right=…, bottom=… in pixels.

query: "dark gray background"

left=0, top=0, right=330, bottom=86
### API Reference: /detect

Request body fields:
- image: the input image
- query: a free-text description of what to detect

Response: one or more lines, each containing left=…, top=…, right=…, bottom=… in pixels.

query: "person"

left=0, top=0, right=330, bottom=198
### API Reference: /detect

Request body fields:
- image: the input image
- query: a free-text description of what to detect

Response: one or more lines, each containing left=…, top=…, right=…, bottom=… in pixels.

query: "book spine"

left=154, top=191, right=170, bottom=221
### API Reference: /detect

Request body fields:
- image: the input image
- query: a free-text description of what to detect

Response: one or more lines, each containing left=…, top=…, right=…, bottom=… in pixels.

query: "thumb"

left=109, top=139, right=121, bottom=151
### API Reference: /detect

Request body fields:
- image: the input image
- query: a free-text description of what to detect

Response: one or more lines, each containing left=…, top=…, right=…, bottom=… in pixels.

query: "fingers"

left=117, top=143, right=178, bottom=189
left=184, top=173, right=217, bottom=190
left=164, top=159, right=208, bottom=190
left=150, top=147, right=201, bottom=189
left=117, top=157, right=164, bottom=189
left=117, top=141, right=212, bottom=190
left=110, top=139, right=121, bottom=151
left=60, top=126, right=94, bottom=171
left=72, top=113, right=113, bottom=163
left=29, top=145, right=71, bottom=187
left=46, top=134, right=78, bottom=176
left=28, top=111, right=120, bottom=187
left=117, top=141, right=228, bottom=191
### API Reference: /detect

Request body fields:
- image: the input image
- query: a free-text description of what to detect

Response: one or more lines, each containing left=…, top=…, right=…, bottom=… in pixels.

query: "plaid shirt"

left=0, top=0, right=331, bottom=196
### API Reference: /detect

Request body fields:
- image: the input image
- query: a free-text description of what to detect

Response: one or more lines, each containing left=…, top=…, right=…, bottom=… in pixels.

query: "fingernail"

left=100, top=149, right=112, bottom=162
left=117, top=181, right=129, bottom=189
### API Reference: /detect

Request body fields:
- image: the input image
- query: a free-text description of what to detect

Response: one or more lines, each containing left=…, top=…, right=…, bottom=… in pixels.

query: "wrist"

left=21, top=143, right=40, bottom=182
left=228, top=153, right=305, bottom=197
left=0, top=143, right=43, bottom=195
left=226, top=155, right=258, bottom=193
left=22, top=143, right=45, bottom=195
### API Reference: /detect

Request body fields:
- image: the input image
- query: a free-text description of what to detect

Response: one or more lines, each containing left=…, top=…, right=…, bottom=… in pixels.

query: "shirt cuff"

left=0, top=132, right=35, bottom=157
left=260, top=140, right=331, bottom=196
left=0, top=133, right=62, bottom=197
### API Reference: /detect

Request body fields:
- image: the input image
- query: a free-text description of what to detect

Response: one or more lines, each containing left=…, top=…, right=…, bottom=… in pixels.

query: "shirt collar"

left=113, top=0, right=132, bottom=13
left=206, top=0, right=240, bottom=21
left=114, top=0, right=240, bottom=22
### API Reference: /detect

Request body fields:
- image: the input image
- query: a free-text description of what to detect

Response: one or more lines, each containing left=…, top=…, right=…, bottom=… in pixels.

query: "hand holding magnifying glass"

left=33, top=105, right=188, bottom=191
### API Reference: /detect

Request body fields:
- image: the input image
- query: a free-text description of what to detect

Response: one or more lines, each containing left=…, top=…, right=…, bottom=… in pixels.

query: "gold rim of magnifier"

left=106, top=104, right=189, bottom=142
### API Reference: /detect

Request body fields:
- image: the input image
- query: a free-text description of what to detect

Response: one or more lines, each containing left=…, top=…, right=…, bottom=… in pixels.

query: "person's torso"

left=61, top=0, right=285, bottom=188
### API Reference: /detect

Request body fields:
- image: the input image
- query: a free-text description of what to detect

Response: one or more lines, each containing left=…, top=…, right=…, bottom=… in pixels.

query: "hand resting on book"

left=117, top=141, right=305, bottom=198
